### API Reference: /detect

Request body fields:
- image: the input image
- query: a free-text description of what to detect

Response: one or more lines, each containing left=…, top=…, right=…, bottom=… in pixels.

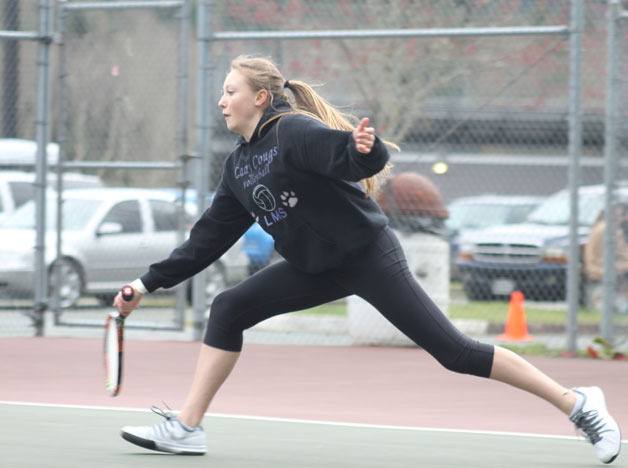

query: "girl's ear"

left=255, top=88, right=269, bottom=107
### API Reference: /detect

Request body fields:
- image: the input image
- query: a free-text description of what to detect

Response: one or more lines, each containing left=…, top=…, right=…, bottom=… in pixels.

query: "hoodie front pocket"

left=274, top=222, right=341, bottom=273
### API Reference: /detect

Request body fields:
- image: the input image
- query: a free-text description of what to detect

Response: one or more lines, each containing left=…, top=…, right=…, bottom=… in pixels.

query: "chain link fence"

left=205, top=0, right=625, bottom=354
left=0, top=0, right=626, bottom=357
left=1, top=0, right=38, bottom=141
left=594, top=0, right=628, bottom=357
left=51, top=2, right=189, bottom=332
left=59, top=2, right=183, bottom=185
left=0, top=0, right=45, bottom=337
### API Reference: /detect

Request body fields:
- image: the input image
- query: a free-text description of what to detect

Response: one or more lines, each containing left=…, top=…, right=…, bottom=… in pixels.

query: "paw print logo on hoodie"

left=281, top=191, right=298, bottom=208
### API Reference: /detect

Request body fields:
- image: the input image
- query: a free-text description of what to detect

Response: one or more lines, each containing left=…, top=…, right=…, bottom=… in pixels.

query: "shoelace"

left=150, top=403, right=185, bottom=439
left=150, top=403, right=199, bottom=434
left=151, top=402, right=175, bottom=421
left=573, top=410, right=611, bottom=445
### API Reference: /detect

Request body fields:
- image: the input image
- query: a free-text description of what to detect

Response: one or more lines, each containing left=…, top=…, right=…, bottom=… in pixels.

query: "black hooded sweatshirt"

left=141, top=100, right=390, bottom=293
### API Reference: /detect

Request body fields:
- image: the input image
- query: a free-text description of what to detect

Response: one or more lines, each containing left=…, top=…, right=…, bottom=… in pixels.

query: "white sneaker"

left=121, top=406, right=207, bottom=455
left=570, top=387, right=621, bottom=464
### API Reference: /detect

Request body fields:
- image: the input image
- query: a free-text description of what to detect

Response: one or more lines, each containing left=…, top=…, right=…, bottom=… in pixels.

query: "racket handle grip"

left=121, top=285, right=135, bottom=302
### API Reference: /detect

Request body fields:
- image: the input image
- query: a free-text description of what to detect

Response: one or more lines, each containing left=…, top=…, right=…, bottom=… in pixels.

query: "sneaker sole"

left=120, top=431, right=206, bottom=455
left=605, top=453, right=619, bottom=464
left=603, top=427, right=621, bottom=464
left=600, top=398, right=621, bottom=465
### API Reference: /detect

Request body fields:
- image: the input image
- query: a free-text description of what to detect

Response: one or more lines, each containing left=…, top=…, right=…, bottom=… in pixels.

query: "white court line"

left=1, top=400, right=626, bottom=444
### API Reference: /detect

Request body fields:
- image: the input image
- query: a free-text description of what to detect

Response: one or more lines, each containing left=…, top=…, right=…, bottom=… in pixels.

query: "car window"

left=505, top=205, right=538, bottom=224
left=101, top=200, right=142, bottom=233
left=527, top=190, right=603, bottom=227
left=580, top=195, right=605, bottom=226
left=150, top=199, right=179, bottom=232
left=2, top=198, right=101, bottom=230
left=8, top=181, right=34, bottom=209
left=447, top=203, right=514, bottom=230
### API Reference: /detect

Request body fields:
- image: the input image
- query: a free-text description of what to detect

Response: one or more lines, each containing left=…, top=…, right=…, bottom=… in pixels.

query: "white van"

left=0, top=139, right=103, bottom=223
left=0, top=171, right=103, bottom=224
left=0, top=138, right=59, bottom=167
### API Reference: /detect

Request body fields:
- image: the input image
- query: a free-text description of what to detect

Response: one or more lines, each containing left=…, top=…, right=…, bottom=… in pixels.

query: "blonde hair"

left=230, top=55, right=396, bottom=197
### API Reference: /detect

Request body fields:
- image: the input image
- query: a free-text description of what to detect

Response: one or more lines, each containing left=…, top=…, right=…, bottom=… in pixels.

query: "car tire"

left=185, top=261, right=229, bottom=308
left=49, top=258, right=84, bottom=309
left=205, top=261, right=228, bottom=307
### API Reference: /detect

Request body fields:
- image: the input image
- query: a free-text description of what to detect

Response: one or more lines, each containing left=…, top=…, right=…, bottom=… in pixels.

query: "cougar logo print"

left=252, top=184, right=276, bottom=212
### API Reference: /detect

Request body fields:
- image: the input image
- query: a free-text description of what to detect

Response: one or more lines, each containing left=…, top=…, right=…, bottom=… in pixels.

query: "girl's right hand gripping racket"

left=104, top=285, right=134, bottom=397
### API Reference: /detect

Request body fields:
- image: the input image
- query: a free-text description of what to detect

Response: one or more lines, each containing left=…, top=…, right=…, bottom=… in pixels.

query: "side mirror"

left=97, top=222, right=123, bottom=237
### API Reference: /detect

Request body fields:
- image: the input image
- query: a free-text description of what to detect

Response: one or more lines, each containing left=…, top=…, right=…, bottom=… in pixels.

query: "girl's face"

left=218, top=69, right=267, bottom=140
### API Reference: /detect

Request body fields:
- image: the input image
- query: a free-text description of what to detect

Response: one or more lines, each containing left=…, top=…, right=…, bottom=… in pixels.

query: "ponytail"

left=285, top=80, right=396, bottom=197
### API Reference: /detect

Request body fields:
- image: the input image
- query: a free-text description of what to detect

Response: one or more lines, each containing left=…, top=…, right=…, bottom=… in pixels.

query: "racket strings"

left=104, top=315, right=123, bottom=396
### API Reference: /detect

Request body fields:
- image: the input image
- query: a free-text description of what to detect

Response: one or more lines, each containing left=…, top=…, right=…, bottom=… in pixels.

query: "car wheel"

left=205, top=261, right=228, bottom=307
left=49, top=258, right=84, bottom=309
left=185, top=262, right=229, bottom=309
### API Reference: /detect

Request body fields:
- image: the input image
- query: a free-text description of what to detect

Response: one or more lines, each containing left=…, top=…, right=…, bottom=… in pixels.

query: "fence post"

left=601, top=0, right=621, bottom=343
left=174, top=0, right=191, bottom=328
left=51, top=1, right=68, bottom=318
left=192, top=0, right=213, bottom=340
left=566, top=0, right=583, bottom=354
left=32, top=0, right=54, bottom=336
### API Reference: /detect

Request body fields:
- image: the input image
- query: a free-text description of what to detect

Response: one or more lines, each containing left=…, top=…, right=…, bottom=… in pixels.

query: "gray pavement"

left=0, top=403, right=621, bottom=468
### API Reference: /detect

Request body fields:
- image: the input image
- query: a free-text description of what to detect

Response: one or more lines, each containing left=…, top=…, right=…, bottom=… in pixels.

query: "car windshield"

left=526, top=190, right=602, bottom=227
left=447, top=203, right=523, bottom=231
left=1, top=198, right=102, bottom=230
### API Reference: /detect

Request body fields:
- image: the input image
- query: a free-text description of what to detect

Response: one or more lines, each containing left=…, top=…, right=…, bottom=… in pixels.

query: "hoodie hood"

left=238, top=97, right=293, bottom=146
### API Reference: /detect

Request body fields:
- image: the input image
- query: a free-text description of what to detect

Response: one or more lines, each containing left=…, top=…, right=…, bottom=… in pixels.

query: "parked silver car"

left=0, top=188, right=247, bottom=307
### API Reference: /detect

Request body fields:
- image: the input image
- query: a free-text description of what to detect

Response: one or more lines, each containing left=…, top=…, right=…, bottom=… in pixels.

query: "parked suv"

left=446, top=195, right=543, bottom=279
left=456, top=183, right=628, bottom=301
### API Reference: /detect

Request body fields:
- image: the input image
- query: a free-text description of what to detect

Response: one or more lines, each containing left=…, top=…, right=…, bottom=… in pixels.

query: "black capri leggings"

left=204, top=227, right=495, bottom=378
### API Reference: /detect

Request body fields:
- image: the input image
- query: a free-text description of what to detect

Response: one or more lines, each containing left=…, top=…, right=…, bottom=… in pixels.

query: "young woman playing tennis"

left=115, top=55, right=621, bottom=464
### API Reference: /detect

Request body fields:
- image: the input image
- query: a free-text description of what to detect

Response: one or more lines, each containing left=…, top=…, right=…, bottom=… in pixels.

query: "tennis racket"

left=103, top=285, right=134, bottom=397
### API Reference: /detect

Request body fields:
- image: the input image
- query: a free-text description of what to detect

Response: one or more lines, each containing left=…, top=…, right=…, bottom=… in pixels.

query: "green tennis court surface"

left=1, top=403, right=620, bottom=468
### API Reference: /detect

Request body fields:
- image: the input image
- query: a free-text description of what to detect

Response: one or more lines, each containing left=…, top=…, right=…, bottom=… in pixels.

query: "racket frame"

left=104, top=311, right=125, bottom=396
left=103, top=285, right=133, bottom=397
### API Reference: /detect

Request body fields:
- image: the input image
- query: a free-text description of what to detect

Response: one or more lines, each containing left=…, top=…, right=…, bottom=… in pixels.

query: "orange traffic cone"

left=497, top=290, right=533, bottom=342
